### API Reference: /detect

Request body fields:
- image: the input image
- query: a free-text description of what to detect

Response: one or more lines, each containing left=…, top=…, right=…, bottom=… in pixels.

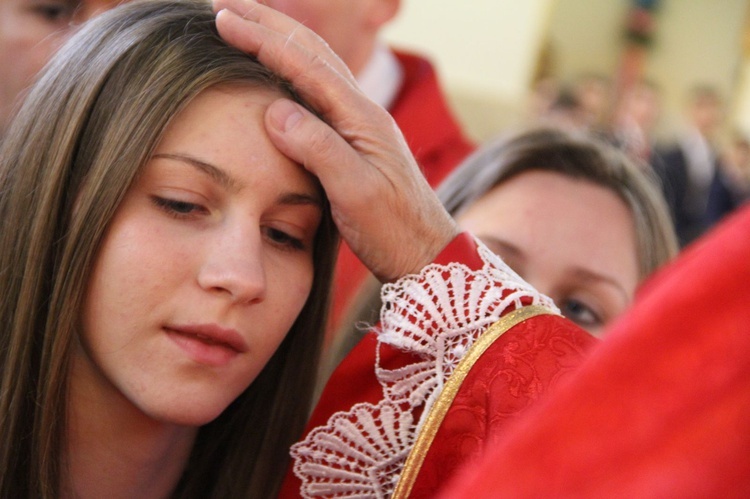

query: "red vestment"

left=438, top=205, right=750, bottom=498
left=279, top=234, right=597, bottom=498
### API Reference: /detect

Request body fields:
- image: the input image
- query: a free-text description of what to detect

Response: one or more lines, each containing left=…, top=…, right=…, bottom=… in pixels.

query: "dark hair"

left=0, top=1, right=337, bottom=497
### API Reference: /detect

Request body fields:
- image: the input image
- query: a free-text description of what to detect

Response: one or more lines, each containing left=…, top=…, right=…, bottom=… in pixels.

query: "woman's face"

left=79, top=87, right=322, bottom=426
left=457, top=170, right=639, bottom=337
left=0, top=0, right=123, bottom=132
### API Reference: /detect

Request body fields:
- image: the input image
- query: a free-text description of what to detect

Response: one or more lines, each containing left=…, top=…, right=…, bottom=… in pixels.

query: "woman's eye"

left=31, top=1, right=75, bottom=23
left=265, top=227, right=305, bottom=251
left=560, top=298, right=602, bottom=330
left=151, top=196, right=206, bottom=217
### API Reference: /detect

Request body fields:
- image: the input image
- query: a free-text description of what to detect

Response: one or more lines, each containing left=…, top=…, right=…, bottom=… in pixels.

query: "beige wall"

left=647, top=0, right=747, bottom=137
left=383, top=0, right=750, bottom=142
left=383, top=0, right=555, bottom=141
left=549, top=0, right=748, bottom=138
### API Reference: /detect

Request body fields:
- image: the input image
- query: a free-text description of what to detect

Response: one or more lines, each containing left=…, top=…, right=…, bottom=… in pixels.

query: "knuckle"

left=306, top=125, right=339, bottom=162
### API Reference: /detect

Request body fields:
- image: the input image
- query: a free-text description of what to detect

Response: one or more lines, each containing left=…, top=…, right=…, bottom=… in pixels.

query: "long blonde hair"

left=0, top=1, right=337, bottom=497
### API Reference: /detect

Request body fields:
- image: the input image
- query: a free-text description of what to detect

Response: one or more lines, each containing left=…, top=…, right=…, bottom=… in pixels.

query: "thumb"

left=265, top=98, right=361, bottom=185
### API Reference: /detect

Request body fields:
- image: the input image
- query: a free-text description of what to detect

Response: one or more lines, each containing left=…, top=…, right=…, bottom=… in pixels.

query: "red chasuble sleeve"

left=438, top=205, right=750, bottom=498
left=279, top=233, right=597, bottom=498
left=278, top=234, right=483, bottom=498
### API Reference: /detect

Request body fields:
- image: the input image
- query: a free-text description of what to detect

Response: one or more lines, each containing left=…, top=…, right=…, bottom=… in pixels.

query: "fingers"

left=265, top=98, right=460, bottom=281
left=213, top=0, right=350, bottom=78
left=265, top=98, right=367, bottom=192
left=212, top=0, right=460, bottom=280
left=213, top=3, right=378, bottom=127
left=265, top=98, right=395, bottom=226
left=265, top=97, right=419, bottom=204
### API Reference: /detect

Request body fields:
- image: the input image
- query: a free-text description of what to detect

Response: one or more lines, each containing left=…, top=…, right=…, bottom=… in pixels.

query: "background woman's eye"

left=31, top=2, right=75, bottom=23
left=560, top=298, right=602, bottom=329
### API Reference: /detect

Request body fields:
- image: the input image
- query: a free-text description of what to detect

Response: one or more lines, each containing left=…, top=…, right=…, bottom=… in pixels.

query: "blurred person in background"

left=536, top=85, right=589, bottom=132
left=525, top=76, right=561, bottom=123
left=707, top=130, right=750, bottom=220
left=0, top=0, right=124, bottom=136
left=572, top=72, right=614, bottom=136
left=612, top=78, right=663, bottom=164
left=653, top=84, right=736, bottom=246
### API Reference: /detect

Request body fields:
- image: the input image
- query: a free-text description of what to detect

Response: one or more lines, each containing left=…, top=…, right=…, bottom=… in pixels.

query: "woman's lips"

left=164, top=324, right=248, bottom=367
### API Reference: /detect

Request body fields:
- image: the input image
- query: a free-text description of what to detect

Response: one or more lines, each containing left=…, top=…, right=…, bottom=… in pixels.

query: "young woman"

left=0, top=1, right=340, bottom=497
left=0, top=0, right=654, bottom=497
left=0, top=0, right=473, bottom=493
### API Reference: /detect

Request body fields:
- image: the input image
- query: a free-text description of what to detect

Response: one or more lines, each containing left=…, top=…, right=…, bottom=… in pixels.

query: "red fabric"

left=326, top=50, right=475, bottom=341
left=278, top=233, right=482, bottom=498
left=438, top=205, right=750, bottom=499
left=409, top=314, right=596, bottom=497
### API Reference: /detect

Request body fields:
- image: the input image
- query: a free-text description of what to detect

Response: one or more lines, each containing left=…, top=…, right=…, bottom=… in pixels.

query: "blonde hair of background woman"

left=327, top=127, right=678, bottom=381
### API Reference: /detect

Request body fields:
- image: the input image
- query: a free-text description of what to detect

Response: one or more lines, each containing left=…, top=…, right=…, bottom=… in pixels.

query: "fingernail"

left=268, top=99, right=303, bottom=132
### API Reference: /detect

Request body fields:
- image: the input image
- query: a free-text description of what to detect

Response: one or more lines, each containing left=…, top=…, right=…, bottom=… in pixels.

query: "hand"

left=212, top=0, right=459, bottom=282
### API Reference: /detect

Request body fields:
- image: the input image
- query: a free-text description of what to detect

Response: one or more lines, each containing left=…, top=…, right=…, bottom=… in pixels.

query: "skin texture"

left=213, top=0, right=459, bottom=282
left=70, top=86, right=322, bottom=497
left=261, top=0, right=398, bottom=75
left=456, top=170, right=640, bottom=336
left=0, top=0, right=122, bottom=132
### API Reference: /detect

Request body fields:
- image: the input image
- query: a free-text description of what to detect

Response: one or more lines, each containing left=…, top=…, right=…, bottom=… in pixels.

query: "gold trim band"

left=392, top=305, right=556, bottom=498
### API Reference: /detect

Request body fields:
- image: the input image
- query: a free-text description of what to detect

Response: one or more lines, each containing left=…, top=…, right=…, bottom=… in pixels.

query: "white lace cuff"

left=290, top=238, right=556, bottom=498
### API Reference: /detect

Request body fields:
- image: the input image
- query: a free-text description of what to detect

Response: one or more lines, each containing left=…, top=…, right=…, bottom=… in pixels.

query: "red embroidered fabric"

left=438, top=205, right=750, bottom=498
left=278, top=234, right=596, bottom=498
left=409, top=314, right=594, bottom=497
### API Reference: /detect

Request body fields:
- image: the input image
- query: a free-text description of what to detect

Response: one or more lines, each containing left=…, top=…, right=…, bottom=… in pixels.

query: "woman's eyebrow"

left=153, top=152, right=323, bottom=209
left=570, top=267, right=630, bottom=304
left=153, top=152, right=239, bottom=192
left=476, top=235, right=525, bottom=262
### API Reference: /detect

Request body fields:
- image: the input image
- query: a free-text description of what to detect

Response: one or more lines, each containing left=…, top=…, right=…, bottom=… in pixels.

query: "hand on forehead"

left=212, top=0, right=460, bottom=282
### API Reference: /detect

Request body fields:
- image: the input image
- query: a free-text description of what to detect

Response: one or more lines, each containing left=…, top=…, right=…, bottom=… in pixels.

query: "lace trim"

left=290, top=239, right=556, bottom=498
left=392, top=305, right=553, bottom=499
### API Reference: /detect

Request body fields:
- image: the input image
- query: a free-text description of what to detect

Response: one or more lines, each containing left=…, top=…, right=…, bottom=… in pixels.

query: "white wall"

left=383, top=0, right=555, bottom=140
left=382, top=0, right=750, bottom=142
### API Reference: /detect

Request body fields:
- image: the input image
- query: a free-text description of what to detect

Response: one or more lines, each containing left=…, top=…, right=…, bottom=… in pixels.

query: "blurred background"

left=383, top=0, right=750, bottom=143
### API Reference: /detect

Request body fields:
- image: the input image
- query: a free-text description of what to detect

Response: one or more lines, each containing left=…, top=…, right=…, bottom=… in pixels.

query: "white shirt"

left=680, top=127, right=716, bottom=189
left=356, top=42, right=404, bottom=110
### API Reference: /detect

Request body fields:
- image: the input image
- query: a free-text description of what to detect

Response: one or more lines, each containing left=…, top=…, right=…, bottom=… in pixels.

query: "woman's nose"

left=197, top=227, right=266, bottom=304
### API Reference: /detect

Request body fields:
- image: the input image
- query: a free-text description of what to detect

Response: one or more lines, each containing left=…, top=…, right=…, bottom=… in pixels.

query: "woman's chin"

left=144, top=399, right=232, bottom=428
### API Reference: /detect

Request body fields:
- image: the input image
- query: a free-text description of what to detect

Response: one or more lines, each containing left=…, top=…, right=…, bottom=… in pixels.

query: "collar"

left=356, top=42, right=404, bottom=110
